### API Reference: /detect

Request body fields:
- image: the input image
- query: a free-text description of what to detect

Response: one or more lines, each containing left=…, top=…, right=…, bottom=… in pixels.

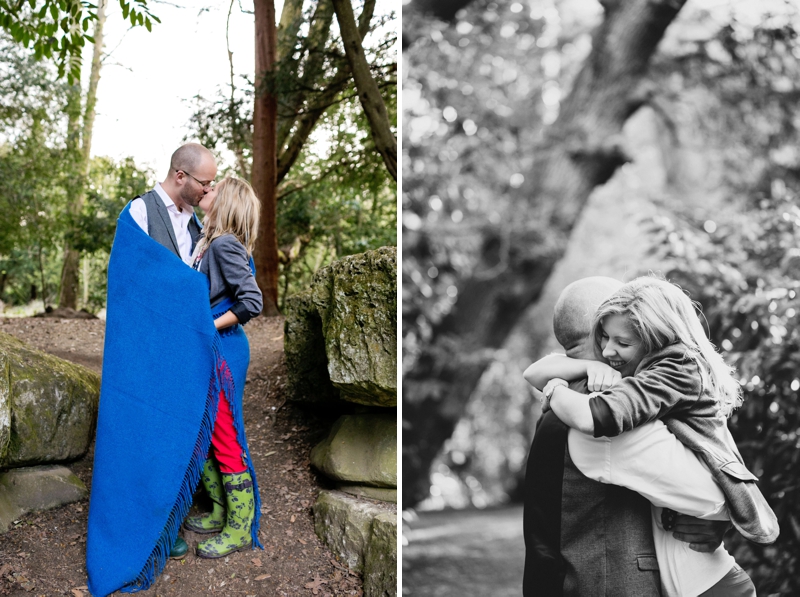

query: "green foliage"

left=0, top=0, right=158, bottom=81
left=0, top=31, right=152, bottom=309
left=186, top=0, right=397, bottom=306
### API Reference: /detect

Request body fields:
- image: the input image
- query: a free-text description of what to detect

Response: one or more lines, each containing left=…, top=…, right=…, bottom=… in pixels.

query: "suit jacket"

left=136, top=189, right=202, bottom=259
left=523, top=380, right=661, bottom=596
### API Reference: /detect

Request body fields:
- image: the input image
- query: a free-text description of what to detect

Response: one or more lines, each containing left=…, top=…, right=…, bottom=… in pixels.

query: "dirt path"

left=402, top=506, right=524, bottom=597
left=0, top=316, right=363, bottom=597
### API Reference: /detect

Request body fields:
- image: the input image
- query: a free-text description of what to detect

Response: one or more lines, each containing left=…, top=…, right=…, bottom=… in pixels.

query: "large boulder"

left=285, top=247, right=396, bottom=407
left=283, top=292, right=341, bottom=404
left=310, top=413, right=396, bottom=488
left=0, top=465, right=88, bottom=533
left=0, top=332, right=100, bottom=467
left=313, top=490, right=396, bottom=597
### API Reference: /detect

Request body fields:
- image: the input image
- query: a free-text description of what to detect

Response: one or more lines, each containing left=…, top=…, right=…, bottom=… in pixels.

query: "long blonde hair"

left=202, top=177, right=260, bottom=254
left=591, top=275, right=742, bottom=417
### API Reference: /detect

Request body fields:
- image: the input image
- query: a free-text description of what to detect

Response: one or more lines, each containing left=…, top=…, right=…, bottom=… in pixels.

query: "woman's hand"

left=214, top=310, right=239, bottom=330
left=586, top=362, right=621, bottom=392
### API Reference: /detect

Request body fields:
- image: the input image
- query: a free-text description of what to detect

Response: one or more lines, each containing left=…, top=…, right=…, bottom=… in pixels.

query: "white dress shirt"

left=568, top=420, right=736, bottom=597
left=129, top=183, right=196, bottom=265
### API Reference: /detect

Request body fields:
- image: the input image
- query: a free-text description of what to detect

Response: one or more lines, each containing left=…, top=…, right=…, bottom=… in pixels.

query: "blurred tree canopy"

left=403, top=0, right=800, bottom=591
left=403, top=0, right=686, bottom=507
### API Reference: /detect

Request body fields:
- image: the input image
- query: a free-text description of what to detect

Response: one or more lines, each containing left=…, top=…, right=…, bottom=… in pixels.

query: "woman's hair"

left=591, top=275, right=742, bottom=417
left=202, top=177, right=260, bottom=254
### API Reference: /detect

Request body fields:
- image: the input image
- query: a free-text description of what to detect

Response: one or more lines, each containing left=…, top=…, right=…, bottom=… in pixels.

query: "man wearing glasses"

left=129, top=142, right=217, bottom=264
left=125, top=142, right=216, bottom=559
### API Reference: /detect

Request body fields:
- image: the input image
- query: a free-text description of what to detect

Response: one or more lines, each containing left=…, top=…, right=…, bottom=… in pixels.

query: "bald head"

left=553, top=276, right=622, bottom=357
left=161, top=143, right=217, bottom=211
left=169, top=143, right=215, bottom=175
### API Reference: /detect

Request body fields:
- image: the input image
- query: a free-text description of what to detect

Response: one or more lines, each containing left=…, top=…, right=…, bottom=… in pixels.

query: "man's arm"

left=549, top=385, right=595, bottom=434
left=569, top=420, right=728, bottom=517
left=129, top=198, right=148, bottom=233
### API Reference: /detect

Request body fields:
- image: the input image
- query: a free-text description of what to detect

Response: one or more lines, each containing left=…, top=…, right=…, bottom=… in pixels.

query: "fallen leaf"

left=305, top=574, right=328, bottom=595
left=290, top=515, right=296, bottom=523
left=330, top=559, right=346, bottom=571
left=264, top=451, right=277, bottom=457
left=255, top=574, right=271, bottom=581
left=71, top=590, right=84, bottom=597
left=251, top=558, right=262, bottom=567
left=298, top=538, right=307, bottom=545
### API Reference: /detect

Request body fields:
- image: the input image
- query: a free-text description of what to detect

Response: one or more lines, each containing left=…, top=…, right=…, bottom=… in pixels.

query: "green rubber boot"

left=184, top=458, right=226, bottom=534
left=196, top=471, right=255, bottom=559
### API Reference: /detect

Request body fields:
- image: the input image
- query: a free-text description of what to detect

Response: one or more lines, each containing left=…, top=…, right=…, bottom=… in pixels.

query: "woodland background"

left=0, top=0, right=397, bottom=316
left=402, top=0, right=800, bottom=593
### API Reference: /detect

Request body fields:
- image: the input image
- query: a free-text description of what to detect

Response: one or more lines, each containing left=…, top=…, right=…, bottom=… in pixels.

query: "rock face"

left=285, top=247, right=396, bottom=408
left=283, top=292, right=341, bottom=404
left=314, top=491, right=396, bottom=597
left=286, top=247, right=397, bottom=596
left=310, top=414, right=397, bottom=488
left=0, top=331, right=100, bottom=467
left=0, top=465, right=88, bottom=533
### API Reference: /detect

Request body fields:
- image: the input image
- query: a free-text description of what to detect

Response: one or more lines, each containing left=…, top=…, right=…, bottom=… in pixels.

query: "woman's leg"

left=196, top=390, right=255, bottom=558
left=184, top=456, right=226, bottom=533
left=210, top=390, right=247, bottom=474
left=697, top=564, right=756, bottom=597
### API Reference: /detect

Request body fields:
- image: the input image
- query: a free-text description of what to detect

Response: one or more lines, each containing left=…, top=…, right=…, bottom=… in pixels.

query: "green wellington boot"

left=169, top=537, right=189, bottom=559
left=184, top=458, right=226, bottom=534
left=196, top=470, right=255, bottom=559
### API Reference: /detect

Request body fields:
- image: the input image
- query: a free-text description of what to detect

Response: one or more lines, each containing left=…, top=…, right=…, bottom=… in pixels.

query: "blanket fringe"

left=216, top=344, right=263, bottom=550
left=121, top=335, right=226, bottom=593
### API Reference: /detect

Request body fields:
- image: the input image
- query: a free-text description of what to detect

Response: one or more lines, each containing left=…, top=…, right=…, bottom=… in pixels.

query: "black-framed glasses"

left=176, top=168, right=214, bottom=190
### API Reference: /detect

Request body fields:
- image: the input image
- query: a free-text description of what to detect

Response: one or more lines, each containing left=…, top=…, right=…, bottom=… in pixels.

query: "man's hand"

left=671, top=514, right=731, bottom=553
left=585, top=362, right=621, bottom=392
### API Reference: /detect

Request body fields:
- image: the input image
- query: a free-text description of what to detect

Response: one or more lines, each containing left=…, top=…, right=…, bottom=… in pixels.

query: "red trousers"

left=211, top=391, right=246, bottom=473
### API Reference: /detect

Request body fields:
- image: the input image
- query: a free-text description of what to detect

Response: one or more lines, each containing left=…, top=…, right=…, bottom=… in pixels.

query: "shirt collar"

left=154, top=182, right=193, bottom=217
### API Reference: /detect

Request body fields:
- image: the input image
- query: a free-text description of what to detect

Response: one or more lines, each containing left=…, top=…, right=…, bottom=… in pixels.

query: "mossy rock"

left=0, top=465, right=88, bottom=533
left=0, top=332, right=100, bottom=467
left=313, top=490, right=397, bottom=597
left=284, top=247, right=397, bottom=407
left=311, top=247, right=397, bottom=407
left=283, top=291, right=341, bottom=403
left=310, top=413, right=396, bottom=488
left=364, top=511, right=397, bottom=597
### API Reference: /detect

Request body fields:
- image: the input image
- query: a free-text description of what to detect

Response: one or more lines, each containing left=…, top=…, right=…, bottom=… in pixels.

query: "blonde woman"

left=184, top=177, right=264, bottom=558
left=524, top=275, right=778, bottom=596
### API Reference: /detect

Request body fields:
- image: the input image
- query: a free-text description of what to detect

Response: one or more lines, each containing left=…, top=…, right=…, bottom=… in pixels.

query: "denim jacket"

left=588, top=343, right=779, bottom=544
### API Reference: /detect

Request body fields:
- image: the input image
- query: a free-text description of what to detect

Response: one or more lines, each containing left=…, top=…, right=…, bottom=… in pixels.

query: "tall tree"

left=58, top=0, right=107, bottom=309
left=239, top=0, right=390, bottom=311
left=403, top=0, right=688, bottom=506
left=252, top=0, right=280, bottom=315
left=332, top=0, right=396, bottom=180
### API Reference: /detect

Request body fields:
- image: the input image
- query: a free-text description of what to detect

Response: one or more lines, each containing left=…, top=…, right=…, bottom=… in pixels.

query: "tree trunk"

left=58, top=0, right=107, bottom=309
left=331, top=0, right=396, bottom=180
left=252, top=0, right=280, bottom=315
left=403, top=0, right=688, bottom=507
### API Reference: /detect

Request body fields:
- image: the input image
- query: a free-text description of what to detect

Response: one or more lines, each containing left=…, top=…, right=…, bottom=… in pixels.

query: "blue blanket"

left=87, top=206, right=261, bottom=596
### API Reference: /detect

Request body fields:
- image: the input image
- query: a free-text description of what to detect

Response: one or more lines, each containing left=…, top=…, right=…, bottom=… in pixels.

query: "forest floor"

left=0, top=315, right=365, bottom=597
left=402, top=505, right=524, bottom=597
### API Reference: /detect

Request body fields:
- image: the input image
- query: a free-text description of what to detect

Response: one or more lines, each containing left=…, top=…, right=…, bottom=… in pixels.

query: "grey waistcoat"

left=561, top=448, right=661, bottom=596
left=136, top=189, right=202, bottom=258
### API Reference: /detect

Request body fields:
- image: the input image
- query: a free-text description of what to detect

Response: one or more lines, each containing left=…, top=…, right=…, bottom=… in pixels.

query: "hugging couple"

left=522, top=275, right=779, bottom=596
